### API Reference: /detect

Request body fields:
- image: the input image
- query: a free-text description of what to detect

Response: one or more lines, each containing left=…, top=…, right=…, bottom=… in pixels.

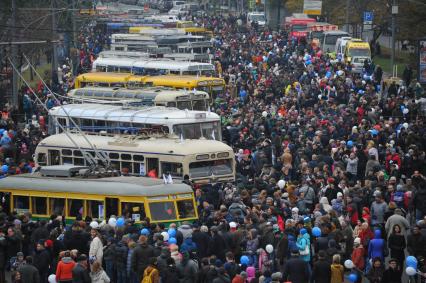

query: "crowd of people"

left=0, top=9, right=426, bottom=283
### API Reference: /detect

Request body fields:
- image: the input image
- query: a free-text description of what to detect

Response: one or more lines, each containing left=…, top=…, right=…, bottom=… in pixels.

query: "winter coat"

left=6, top=233, right=23, bottom=260
left=366, top=266, right=384, bottom=283
left=33, top=248, right=50, bottom=277
left=330, top=263, right=344, bottom=283
left=296, top=233, right=310, bottom=262
left=385, top=214, right=410, bottom=238
left=18, top=263, right=40, bottom=283
left=180, top=237, right=197, bottom=254
left=311, top=259, right=331, bottom=283
left=382, top=267, right=402, bottom=283
left=72, top=263, right=91, bottom=283
left=191, top=230, right=210, bottom=259
left=351, top=246, right=365, bottom=270
left=89, top=236, right=104, bottom=264
left=283, top=256, right=309, bottom=283
left=161, top=264, right=178, bottom=283
left=177, top=259, right=199, bottom=283
left=368, top=230, right=385, bottom=260
left=113, top=241, right=128, bottom=270
left=56, top=257, right=76, bottom=281
left=90, top=269, right=110, bottom=283
left=131, top=242, right=155, bottom=281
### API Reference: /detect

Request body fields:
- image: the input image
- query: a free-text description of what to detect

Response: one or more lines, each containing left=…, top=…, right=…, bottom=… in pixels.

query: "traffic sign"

left=363, top=11, right=373, bottom=23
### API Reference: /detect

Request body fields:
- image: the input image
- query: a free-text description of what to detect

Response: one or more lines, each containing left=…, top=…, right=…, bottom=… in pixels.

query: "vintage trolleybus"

left=0, top=165, right=198, bottom=225
left=34, top=133, right=235, bottom=183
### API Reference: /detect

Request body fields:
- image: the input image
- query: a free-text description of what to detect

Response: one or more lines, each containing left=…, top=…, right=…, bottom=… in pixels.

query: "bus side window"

left=149, top=201, right=176, bottom=221
left=48, top=150, right=60, bottom=166
left=176, top=199, right=196, bottom=219
left=32, top=196, right=47, bottom=215
left=50, top=198, right=65, bottom=216
left=13, top=195, right=29, bottom=213
left=121, top=202, right=146, bottom=221
left=87, top=200, right=104, bottom=220
left=67, top=199, right=84, bottom=218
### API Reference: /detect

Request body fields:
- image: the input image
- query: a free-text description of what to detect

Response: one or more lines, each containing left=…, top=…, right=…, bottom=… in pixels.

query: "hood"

left=61, top=257, right=73, bottom=264
left=328, top=239, right=336, bottom=248
left=302, top=233, right=310, bottom=241
left=374, top=229, right=382, bottom=239
left=246, top=266, right=255, bottom=277
left=183, top=237, right=193, bottom=245
left=320, top=197, right=329, bottom=205
left=363, top=207, right=370, bottom=214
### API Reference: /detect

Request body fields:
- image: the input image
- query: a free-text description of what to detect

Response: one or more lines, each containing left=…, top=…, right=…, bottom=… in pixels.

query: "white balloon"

left=277, top=180, right=286, bottom=189
left=89, top=221, right=99, bottom=229
left=344, top=259, right=354, bottom=269
left=403, top=108, right=409, bottom=114
left=266, top=244, right=274, bottom=253
left=161, top=231, right=169, bottom=241
left=403, top=123, right=409, bottom=129
left=262, top=111, right=268, bottom=118
left=108, top=218, right=117, bottom=228
left=406, top=266, right=417, bottom=276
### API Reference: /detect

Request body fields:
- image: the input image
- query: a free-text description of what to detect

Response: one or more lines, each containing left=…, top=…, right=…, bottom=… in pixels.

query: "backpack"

left=141, top=269, right=155, bottom=283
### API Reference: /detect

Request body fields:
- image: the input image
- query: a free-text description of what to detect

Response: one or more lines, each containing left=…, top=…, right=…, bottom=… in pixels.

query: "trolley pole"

left=51, top=0, right=58, bottom=80
left=11, top=0, right=19, bottom=108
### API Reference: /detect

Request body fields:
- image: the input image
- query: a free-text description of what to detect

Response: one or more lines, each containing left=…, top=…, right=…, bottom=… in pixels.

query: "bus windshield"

left=192, top=99, right=207, bottom=111
left=324, top=34, right=344, bottom=45
left=349, top=48, right=371, bottom=57
left=173, top=121, right=221, bottom=140
left=189, top=159, right=233, bottom=178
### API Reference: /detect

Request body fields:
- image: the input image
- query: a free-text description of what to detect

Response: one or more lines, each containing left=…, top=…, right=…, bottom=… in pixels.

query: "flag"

left=211, top=130, right=215, bottom=140
left=163, top=174, right=168, bottom=184
left=180, top=133, right=184, bottom=143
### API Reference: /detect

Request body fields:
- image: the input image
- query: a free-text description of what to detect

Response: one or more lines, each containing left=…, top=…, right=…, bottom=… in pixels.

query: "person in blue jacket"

left=368, top=229, right=385, bottom=261
left=296, top=228, right=311, bottom=277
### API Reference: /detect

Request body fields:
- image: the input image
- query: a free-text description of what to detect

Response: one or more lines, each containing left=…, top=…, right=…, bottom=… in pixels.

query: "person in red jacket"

left=351, top=237, right=365, bottom=270
left=56, top=251, right=76, bottom=283
left=385, top=148, right=401, bottom=172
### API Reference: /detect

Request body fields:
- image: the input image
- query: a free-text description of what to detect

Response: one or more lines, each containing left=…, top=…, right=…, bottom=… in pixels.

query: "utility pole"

left=345, top=0, right=350, bottom=33
left=11, top=0, right=19, bottom=108
left=391, top=0, right=398, bottom=76
left=72, top=0, right=77, bottom=47
left=51, top=0, right=58, bottom=81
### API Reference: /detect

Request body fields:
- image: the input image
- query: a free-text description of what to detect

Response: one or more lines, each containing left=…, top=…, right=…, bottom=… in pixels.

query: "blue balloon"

left=1, top=165, right=8, bottom=173
left=326, top=71, right=332, bottom=78
left=240, top=255, right=250, bottom=265
left=347, top=273, right=357, bottom=283
left=347, top=140, right=354, bottom=147
left=168, top=237, right=177, bottom=244
left=312, top=227, right=321, bottom=237
left=406, top=256, right=418, bottom=268
left=140, top=228, right=149, bottom=235
left=116, top=217, right=125, bottom=227
left=305, top=60, right=312, bottom=65
left=168, top=228, right=176, bottom=238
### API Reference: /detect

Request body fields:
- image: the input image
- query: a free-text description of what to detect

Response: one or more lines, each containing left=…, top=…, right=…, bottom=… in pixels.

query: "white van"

left=335, top=36, right=352, bottom=58
left=247, top=12, right=266, bottom=26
